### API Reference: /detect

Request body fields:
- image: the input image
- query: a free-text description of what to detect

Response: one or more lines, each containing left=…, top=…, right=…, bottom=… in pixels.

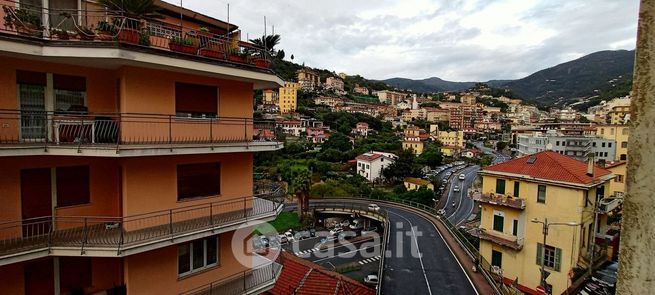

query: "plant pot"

left=79, top=33, right=95, bottom=41
left=98, top=31, right=114, bottom=41
left=169, top=43, right=196, bottom=54
left=16, top=23, right=41, bottom=37
left=199, top=49, right=224, bottom=59
left=228, top=55, right=247, bottom=63
left=254, top=58, right=272, bottom=68
left=118, top=29, right=139, bottom=44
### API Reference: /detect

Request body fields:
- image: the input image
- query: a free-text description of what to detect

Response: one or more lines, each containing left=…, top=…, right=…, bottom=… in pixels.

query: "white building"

left=355, top=151, right=397, bottom=182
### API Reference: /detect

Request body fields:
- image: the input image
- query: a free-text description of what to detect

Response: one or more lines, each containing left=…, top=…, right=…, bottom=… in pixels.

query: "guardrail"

left=180, top=260, right=282, bottom=295
left=0, top=110, right=279, bottom=150
left=0, top=186, right=285, bottom=258
left=308, top=202, right=389, bottom=295
left=0, top=0, right=273, bottom=70
left=319, top=196, right=510, bottom=295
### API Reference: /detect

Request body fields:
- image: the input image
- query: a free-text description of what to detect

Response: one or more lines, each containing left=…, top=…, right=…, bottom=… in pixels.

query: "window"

left=537, top=185, right=546, bottom=203
left=493, top=212, right=504, bottom=232
left=555, top=141, right=560, bottom=146
left=175, top=82, right=218, bottom=118
left=602, top=142, right=606, bottom=148
left=616, top=175, right=624, bottom=183
left=178, top=236, right=218, bottom=276
left=149, top=22, right=182, bottom=38
left=622, top=128, right=629, bottom=135
left=495, top=179, right=506, bottom=194
left=512, top=220, right=518, bottom=236
left=620, top=154, right=627, bottom=161
left=536, top=243, right=561, bottom=271
left=610, top=128, right=615, bottom=135
left=621, top=141, right=628, bottom=148
left=177, top=163, right=220, bottom=200
left=592, top=142, right=596, bottom=147
left=513, top=182, right=520, bottom=198
left=608, top=143, right=612, bottom=148
left=54, top=74, right=86, bottom=113
left=582, top=227, right=586, bottom=247
left=56, top=166, right=90, bottom=207
left=491, top=250, right=503, bottom=267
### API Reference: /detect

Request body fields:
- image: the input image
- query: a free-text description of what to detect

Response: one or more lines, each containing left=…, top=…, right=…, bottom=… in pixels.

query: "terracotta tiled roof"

left=356, top=153, right=382, bottom=162
left=484, top=151, right=612, bottom=185
left=405, top=177, right=431, bottom=186
left=265, top=252, right=375, bottom=295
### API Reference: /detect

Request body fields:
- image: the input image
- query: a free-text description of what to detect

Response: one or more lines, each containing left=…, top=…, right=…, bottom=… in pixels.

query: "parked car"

left=309, top=228, right=316, bottom=237
left=361, top=227, right=378, bottom=236
left=259, top=236, right=270, bottom=247
left=340, top=220, right=351, bottom=227
left=329, top=227, right=343, bottom=236
left=296, top=230, right=311, bottom=240
left=338, top=231, right=357, bottom=241
left=364, top=274, right=379, bottom=285
left=349, top=219, right=365, bottom=230
left=284, top=231, right=295, bottom=242
left=278, top=234, right=288, bottom=244
left=368, top=204, right=381, bottom=211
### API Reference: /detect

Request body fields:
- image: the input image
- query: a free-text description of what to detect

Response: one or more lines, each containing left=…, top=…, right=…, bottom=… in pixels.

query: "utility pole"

left=531, top=218, right=580, bottom=294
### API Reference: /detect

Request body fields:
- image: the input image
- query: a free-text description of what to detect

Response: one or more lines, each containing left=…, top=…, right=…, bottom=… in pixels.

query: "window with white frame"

left=178, top=236, right=218, bottom=276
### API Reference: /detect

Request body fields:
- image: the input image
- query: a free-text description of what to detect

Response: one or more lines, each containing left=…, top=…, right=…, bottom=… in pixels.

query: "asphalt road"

left=444, top=165, right=480, bottom=226
left=381, top=204, right=478, bottom=295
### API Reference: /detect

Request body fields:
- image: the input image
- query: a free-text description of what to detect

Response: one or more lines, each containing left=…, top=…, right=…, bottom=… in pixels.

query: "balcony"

left=478, top=230, right=524, bottom=250
left=0, top=110, right=283, bottom=156
left=472, top=192, right=526, bottom=210
left=181, top=260, right=283, bottom=295
left=0, top=188, right=285, bottom=266
left=0, top=0, right=272, bottom=73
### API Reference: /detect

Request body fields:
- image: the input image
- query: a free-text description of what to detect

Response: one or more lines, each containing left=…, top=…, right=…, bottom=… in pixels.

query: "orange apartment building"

left=0, top=0, right=285, bottom=294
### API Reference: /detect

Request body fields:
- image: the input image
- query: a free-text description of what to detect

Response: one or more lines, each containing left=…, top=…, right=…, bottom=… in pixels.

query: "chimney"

left=587, top=155, right=594, bottom=176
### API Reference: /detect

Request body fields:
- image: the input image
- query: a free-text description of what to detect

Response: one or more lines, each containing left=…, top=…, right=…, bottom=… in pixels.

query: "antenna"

left=263, top=16, right=267, bottom=50
left=179, top=0, right=183, bottom=31
left=226, top=3, right=230, bottom=38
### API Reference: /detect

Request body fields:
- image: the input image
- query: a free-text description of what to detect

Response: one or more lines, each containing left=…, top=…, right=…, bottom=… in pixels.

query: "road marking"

left=294, top=248, right=320, bottom=256
left=389, top=211, right=433, bottom=295
left=447, top=166, right=478, bottom=221
left=357, top=255, right=381, bottom=265
left=311, top=244, right=381, bottom=263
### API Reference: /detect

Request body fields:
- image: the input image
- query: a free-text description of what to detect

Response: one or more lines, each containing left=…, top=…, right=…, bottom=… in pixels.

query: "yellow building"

left=596, top=125, right=630, bottom=161
left=437, top=130, right=464, bottom=148
left=404, top=177, right=434, bottom=190
left=403, top=139, right=424, bottom=155
left=440, top=146, right=460, bottom=157
left=475, top=151, right=614, bottom=295
left=263, top=89, right=279, bottom=104
left=608, top=105, right=631, bottom=125
left=606, top=161, right=627, bottom=196
left=279, top=81, right=299, bottom=113
left=297, top=68, right=320, bottom=90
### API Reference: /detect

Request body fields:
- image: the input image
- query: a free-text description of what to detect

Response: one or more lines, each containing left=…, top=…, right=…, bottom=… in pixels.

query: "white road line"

left=389, top=211, right=433, bottom=295
left=447, top=167, right=476, bottom=221
left=310, top=243, right=381, bottom=263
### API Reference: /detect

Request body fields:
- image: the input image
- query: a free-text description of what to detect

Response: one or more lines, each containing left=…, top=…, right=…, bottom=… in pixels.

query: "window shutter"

left=536, top=243, right=543, bottom=265
left=554, top=248, right=562, bottom=272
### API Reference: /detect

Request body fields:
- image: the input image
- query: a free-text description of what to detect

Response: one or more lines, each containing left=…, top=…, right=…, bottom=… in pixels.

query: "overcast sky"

left=165, top=0, right=640, bottom=81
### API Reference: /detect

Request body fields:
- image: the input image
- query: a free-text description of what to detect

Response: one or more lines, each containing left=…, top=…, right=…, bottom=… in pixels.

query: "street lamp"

left=531, top=218, right=580, bottom=294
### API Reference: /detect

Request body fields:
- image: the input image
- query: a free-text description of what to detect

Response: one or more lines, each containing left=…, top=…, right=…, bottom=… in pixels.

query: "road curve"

left=312, top=199, right=479, bottom=295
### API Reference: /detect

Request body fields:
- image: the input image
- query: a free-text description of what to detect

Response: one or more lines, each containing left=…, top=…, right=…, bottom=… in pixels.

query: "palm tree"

left=280, top=164, right=311, bottom=218
left=250, top=34, right=281, bottom=52
left=98, top=0, right=162, bottom=19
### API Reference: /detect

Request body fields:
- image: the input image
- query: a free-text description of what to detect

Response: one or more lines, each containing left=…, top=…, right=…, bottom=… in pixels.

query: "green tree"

left=479, top=154, right=494, bottom=166
left=322, top=132, right=352, bottom=152
left=416, top=144, right=443, bottom=168
left=496, top=141, right=508, bottom=152
left=279, top=163, right=311, bottom=217
left=382, top=150, right=421, bottom=183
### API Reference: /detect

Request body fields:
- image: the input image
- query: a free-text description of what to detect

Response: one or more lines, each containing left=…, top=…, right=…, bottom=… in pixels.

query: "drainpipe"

left=616, top=1, right=655, bottom=294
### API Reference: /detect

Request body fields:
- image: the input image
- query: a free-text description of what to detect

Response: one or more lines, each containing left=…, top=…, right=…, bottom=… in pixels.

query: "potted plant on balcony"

left=228, top=48, right=248, bottom=63
left=98, top=0, right=162, bottom=44
left=253, top=56, right=272, bottom=68
left=50, top=28, right=72, bottom=40
left=2, top=6, right=43, bottom=37
left=138, top=29, right=151, bottom=46
left=169, top=36, right=196, bottom=54
left=96, top=20, right=117, bottom=41
left=200, top=39, right=226, bottom=59
left=76, top=25, right=96, bottom=40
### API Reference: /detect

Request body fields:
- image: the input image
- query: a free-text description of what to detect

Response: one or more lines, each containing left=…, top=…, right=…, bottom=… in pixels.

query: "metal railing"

left=0, top=0, right=273, bottom=69
left=322, top=196, right=511, bottom=295
left=0, top=187, right=285, bottom=258
left=0, top=110, right=280, bottom=150
left=180, top=260, right=282, bottom=295
left=471, top=192, right=526, bottom=210
left=308, top=201, right=389, bottom=295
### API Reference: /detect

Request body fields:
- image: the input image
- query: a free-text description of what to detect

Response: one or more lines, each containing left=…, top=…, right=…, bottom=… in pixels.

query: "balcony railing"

left=472, top=192, right=526, bottom=210
left=0, top=0, right=273, bottom=70
left=0, top=186, right=285, bottom=260
left=181, top=260, right=283, bottom=295
left=478, top=230, right=524, bottom=250
left=0, top=110, right=280, bottom=151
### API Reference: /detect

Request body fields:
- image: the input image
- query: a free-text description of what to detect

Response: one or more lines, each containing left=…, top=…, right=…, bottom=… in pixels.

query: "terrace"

left=478, top=229, right=524, bottom=251
left=0, top=0, right=275, bottom=73
left=0, top=185, right=286, bottom=266
left=0, top=110, right=283, bottom=156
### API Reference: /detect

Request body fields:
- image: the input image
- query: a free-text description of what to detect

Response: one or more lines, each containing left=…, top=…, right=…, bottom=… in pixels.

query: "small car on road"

left=368, top=204, right=381, bottom=211
left=364, top=274, right=379, bottom=285
left=453, top=185, right=460, bottom=192
left=459, top=173, right=466, bottom=180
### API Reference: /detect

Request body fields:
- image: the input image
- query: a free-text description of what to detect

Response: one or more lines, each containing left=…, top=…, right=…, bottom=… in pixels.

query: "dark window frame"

left=537, top=185, right=547, bottom=203
left=177, top=163, right=221, bottom=200
left=56, top=165, right=91, bottom=207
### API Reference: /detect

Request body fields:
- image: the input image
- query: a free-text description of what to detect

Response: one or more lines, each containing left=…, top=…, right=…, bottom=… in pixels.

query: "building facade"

left=355, top=151, right=397, bottom=182
left=297, top=68, right=320, bottom=90
left=437, top=131, right=465, bottom=148
left=278, top=81, right=299, bottom=113
left=595, top=125, right=630, bottom=161
left=376, top=90, right=405, bottom=105
left=475, top=152, right=614, bottom=295
left=0, top=2, right=284, bottom=294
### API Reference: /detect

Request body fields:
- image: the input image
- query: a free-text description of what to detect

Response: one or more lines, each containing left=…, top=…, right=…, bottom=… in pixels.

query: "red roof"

left=356, top=153, right=383, bottom=162
left=265, top=252, right=375, bottom=295
left=484, top=151, right=612, bottom=185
